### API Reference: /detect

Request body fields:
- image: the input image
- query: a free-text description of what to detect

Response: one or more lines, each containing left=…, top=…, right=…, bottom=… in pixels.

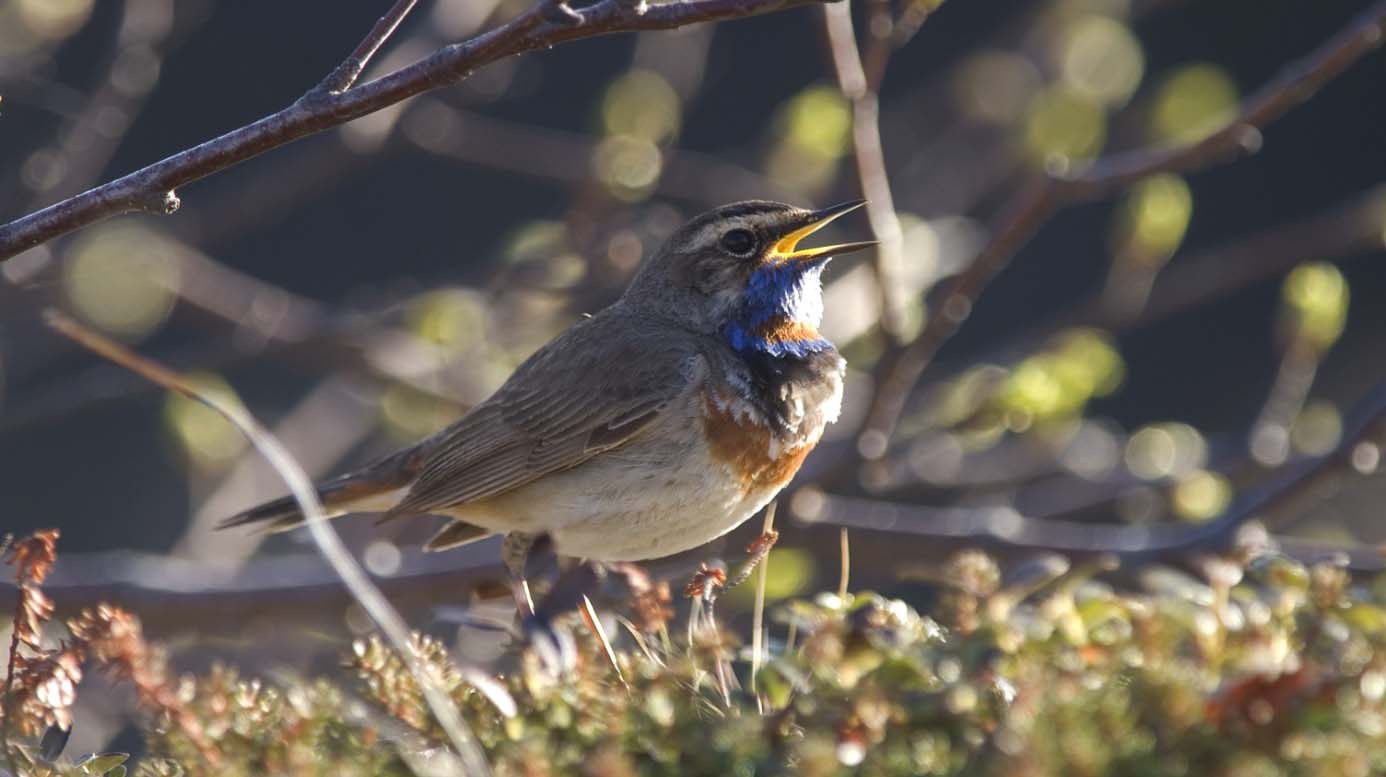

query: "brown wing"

left=386, top=310, right=699, bottom=518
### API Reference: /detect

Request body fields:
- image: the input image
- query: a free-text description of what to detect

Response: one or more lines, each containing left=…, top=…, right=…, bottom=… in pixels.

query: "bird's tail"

left=217, top=445, right=425, bottom=533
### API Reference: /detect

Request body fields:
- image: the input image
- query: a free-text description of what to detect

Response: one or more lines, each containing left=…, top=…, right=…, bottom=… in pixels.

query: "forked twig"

left=317, top=0, right=424, bottom=94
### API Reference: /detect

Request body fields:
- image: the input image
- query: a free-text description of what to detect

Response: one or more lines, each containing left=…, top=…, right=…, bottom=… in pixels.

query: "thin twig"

left=1, top=595, right=20, bottom=771
left=1248, top=340, right=1321, bottom=466
left=857, top=1, right=1386, bottom=452
left=317, top=0, right=423, bottom=94
left=43, top=310, right=494, bottom=776
left=822, top=0, right=915, bottom=341
left=749, top=501, right=776, bottom=711
left=0, top=0, right=834, bottom=261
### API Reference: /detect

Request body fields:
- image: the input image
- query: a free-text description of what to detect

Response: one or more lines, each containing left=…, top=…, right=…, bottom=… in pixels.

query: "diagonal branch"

left=0, top=0, right=834, bottom=262
left=856, top=0, right=1386, bottom=453
left=317, top=0, right=424, bottom=95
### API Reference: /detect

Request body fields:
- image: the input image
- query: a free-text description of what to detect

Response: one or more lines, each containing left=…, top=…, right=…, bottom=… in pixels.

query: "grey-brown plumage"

left=220, top=200, right=873, bottom=568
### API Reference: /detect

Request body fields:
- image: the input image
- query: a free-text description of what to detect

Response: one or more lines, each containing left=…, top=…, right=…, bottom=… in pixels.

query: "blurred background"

left=1, top=0, right=1384, bottom=674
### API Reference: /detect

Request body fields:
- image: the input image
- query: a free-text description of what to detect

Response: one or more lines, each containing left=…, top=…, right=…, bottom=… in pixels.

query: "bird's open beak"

left=768, top=199, right=877, bottom=263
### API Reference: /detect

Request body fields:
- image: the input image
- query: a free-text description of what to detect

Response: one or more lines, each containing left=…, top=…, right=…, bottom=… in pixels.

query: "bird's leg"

left=523, top=555, right=606, bottom=676
left=502, top=532, right=541, bottom=615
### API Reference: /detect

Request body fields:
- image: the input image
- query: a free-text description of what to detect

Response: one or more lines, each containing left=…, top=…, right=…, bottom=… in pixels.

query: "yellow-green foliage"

left=8, top=550, right=1386, bottom=776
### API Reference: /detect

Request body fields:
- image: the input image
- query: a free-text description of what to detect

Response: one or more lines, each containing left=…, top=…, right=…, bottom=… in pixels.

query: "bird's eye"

left=719, top=228, right=757, bottom=257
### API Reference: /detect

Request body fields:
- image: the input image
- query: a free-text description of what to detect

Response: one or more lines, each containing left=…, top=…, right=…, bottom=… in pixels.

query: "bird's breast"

left=700, top=359, right=842, bottom=493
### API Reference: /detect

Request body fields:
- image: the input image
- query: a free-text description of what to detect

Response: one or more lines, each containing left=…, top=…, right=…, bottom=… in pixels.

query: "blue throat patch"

left=723, top=262, right=832, bottom=359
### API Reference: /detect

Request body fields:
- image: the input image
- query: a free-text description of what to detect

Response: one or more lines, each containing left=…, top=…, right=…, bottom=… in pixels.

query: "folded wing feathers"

left=385, top=315, right=696, bottom=520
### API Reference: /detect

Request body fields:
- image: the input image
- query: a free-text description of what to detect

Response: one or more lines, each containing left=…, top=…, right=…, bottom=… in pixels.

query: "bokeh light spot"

left=1290, top=400, right=1342, bottom=456
left=593, top=135, right=663, bottom=201
left=954, top=51, right=1041, bottom=123
left=163, top=372, right=247, bottom=469
left=1282, top=262, right=1348, bottom=350
left=1126, top=423, right=1206, bottom=480
left=1023, top=86, right=1106, bottom=164
left=1150, top=63, right=1239, bottom=143
left=1059, top=15, right=1145, bottom=107
left=1114, top=173, right=1192, bottom=262
left=767, top=85, right=851, bottom=193
left=406, top=289, right=486, bottom=353
left=601, top=69, right=681, bottom=144
left=1172, top=470, right=1231, bottom=521
left=63, top=224, right=180, bottom=341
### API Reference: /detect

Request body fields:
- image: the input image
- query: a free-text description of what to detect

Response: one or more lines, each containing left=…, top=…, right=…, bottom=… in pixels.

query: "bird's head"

left=624, top=200, right=874, bottom=357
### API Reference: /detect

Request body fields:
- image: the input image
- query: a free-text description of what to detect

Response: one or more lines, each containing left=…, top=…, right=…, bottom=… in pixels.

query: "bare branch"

left=43, top=311, right=493, bottom=776
left=858, top=0, right=1386, bottom=451
left=0, top=0, right=834, bottom=262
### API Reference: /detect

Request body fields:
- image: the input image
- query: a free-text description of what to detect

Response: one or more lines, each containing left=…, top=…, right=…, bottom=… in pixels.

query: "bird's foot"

left=682, top=529, right=780, bottom=606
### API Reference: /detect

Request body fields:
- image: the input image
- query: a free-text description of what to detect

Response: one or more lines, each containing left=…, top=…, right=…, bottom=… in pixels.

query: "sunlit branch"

left=822, top=0, right=937, bottom=341
left=317, top=0, right=424, bottom=94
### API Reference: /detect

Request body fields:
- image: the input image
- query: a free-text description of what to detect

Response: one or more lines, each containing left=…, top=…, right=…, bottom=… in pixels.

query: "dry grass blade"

left=750, top=501, right=777, bottom=711
left=580, top=595, right=626, bottom=687
left=43, top=309, right=493, bottom=777
left=838, top=527, right=851, bottom=601
left=616, top=616, right=665, bottom=668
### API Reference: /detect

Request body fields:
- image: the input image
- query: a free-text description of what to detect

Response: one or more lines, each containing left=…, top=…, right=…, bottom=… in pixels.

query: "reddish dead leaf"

left=8, top=648, right=83, bottom=735
left=5, top=529, right=60, bottom=585
left=68, top=604, right=221, bottom=765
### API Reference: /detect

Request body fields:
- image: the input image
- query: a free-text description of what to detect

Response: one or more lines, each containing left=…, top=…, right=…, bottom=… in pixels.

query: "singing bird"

left=221, top=200, right=873, bottom=578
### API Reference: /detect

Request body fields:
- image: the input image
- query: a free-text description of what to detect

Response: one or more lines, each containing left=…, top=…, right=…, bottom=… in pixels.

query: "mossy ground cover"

left=5, top=534, right=1386, bottom=776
